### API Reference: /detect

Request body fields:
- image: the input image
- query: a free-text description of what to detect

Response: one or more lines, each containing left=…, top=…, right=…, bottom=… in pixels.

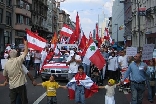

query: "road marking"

left=33, top=92, right=46, bottom=104
left=123, top=90, right=128, bottom=94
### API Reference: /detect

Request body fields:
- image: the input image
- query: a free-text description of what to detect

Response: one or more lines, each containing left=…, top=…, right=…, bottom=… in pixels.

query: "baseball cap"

left=108, top=79, right=115, bottom=85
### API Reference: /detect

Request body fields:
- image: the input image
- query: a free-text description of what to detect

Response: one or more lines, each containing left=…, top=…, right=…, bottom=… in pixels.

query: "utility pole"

left=137, top=0, right=141, bottom=50
left=115, top=24, right=118, bottom=46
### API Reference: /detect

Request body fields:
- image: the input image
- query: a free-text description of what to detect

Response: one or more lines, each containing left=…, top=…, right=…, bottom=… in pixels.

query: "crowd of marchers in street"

left=0, top=40, right=156, bottom=104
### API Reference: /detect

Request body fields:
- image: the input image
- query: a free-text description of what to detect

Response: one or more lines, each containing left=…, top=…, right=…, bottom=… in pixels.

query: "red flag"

left=96, top=23, right=99, bottom=41
left=78, top=33, right=87, bottom=50
left=75, top=12, right=80, bottom=41
left=26, top=29, right=47, bottom=51
left=68, top=30, right=76, bottom=44
left=104, top=28, right=109, bottom=40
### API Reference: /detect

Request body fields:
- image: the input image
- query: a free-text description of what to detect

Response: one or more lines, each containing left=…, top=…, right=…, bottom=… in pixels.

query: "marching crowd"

left=0, top=40, right=156, bottom=104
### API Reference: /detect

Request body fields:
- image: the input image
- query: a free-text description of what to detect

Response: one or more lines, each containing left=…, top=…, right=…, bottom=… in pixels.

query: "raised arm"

left=22, top=40, right=28, bottom=58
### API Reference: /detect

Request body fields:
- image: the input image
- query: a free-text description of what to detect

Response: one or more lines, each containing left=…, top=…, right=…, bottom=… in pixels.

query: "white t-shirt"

left=118, top=55, right=128, bottom=69
left=34, top=53, right=42, bottom=63
left=66, top=54, right=81, bottom=73
left=105, top=85, right=116, bottom=97
left=26, top=52, right=31, bottom=60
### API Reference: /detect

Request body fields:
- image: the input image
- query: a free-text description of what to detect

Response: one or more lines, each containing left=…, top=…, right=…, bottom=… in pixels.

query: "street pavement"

left=0, top=70, right=156, bottom=104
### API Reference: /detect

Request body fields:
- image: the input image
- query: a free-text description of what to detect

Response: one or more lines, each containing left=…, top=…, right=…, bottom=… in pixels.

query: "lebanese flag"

left=26, top=29, right=47, bottom=51
left=66, top=72, right=98, bottom=100
left=60, top=24, right=73, bottom=37
left=84, top=39, right=106, bottom=69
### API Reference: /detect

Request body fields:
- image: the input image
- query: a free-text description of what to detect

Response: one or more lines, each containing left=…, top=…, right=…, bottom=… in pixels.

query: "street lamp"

left=115, top=24, right=118, bottom=46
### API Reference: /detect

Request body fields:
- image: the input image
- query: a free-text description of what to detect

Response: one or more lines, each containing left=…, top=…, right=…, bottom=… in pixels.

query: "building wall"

left=112, top=0, right=124, bottom=45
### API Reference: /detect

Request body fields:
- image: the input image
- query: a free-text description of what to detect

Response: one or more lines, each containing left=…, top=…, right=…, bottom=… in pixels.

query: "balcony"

left=14, top=23, right=31, bottom=31
left=25, top=0, right=32, bottom=4
left=14, top=8, right=31, bottom=18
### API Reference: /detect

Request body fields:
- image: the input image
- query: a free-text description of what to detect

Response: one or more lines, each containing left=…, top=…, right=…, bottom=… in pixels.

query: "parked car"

left=41, top=55, right=69, bottom=81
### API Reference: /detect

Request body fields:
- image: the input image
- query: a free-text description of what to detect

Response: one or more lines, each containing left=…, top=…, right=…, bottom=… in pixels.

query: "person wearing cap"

left=3, top=40, right=33, bottom=104
left=99, top=79, right=120, bottom=104
left=66, top=50, right=82, bottom=81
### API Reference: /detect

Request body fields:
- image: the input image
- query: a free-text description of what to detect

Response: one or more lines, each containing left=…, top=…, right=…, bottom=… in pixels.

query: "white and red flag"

left=84, top=39, right=106, bottom=69
left=66, top=72, right=98, bottom=100
left=26, top=29, right=47, bottom=51
left=60, top=24, right=73, bottom=37
left=104, top=28, right=109, bottom=40
left=78, top=32, right=87, bottom=50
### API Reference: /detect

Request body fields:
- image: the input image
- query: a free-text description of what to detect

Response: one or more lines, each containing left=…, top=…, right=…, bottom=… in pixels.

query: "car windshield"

left=52, top=55, right=67, bottom=63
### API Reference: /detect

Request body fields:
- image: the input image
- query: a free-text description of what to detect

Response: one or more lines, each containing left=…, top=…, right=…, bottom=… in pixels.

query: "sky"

left=60, top=0, right=114, bottom=38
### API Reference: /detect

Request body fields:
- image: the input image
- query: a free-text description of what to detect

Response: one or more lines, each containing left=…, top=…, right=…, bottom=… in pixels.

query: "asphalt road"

left=0, top=70, right=155, bottom=104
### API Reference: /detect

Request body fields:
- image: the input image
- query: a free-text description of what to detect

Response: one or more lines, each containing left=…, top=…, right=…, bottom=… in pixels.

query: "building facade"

left=124, top=0, right=132, bottom=47
left=0, top=0, right=32, bottom=51
left=112, top=0, right=124, bottom=46
left=31, top=0, right=50, bottom=39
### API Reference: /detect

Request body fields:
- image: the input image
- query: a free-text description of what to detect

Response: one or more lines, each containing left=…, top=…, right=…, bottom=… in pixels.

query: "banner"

left=126, top=47, right=137, bottom=56
left=142, top=44, right=155, bottom=60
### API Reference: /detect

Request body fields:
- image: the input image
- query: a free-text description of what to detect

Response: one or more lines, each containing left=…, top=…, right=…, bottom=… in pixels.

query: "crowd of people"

left=0, top=40, right=156, bottom=104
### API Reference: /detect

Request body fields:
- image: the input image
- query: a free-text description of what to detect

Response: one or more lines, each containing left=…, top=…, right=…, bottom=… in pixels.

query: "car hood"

left=43, top=63, right=69, bottom=69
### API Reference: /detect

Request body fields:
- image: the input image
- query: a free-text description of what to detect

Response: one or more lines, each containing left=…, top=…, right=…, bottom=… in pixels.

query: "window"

left=6, top=12, right=11, bottom=26
left=4, top=31, right=11, bottom=45
left=16, top=14, right=23, bottom=24
left=0, top=8, right=3, bottom=23
left=0, top=0, right=3, bottom=2
left=6, top=0, right=11, bottom=6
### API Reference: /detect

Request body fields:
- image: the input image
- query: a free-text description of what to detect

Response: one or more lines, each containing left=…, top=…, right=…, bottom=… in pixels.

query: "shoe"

left=150, top=101, right=154, bottom=103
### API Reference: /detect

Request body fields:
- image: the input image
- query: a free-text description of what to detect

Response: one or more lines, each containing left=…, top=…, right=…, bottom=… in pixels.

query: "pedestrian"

left=119, top=52, right=148, bottom=104
left=82, top=56, right=91, bottom=77
left=99, top=79, right=120, bottom=104
left=36, top=75, right=65, bottom=104
left=34, top=50, right=42, bottom=79
left=16, top=64, right=37, bottom=104
left=65, top=65, right=98, bottom=104
left=107, top=52, right=118, bottom=80
left=146, top=59, right=156, bottom=103
left=100, top=46, right=109, bottom=80
left=66, top=50, right=81, bottom=81
left=25, top=49, right=31, bottom=70
left=3, top=40, right=30, bottom=104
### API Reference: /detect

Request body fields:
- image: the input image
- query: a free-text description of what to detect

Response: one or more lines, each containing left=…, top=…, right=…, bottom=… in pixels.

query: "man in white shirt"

left=34, top=50, right=42, bottom=79
left=66, top=50, right=82, bottom=80
left=118, top=50, right=128, bottom=69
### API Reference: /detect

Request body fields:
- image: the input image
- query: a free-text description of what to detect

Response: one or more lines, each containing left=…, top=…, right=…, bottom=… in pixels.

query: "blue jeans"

left=47, top=96, right=57, bottom=104
left=75, top=85, right=85, bottom=104
left=83, top=63, right=90, bottom=77
left=146, top=80, right=156, bottom=101
left=16, top=94, right=21, bottom=104
left=130, top=81, right=145, bottom=104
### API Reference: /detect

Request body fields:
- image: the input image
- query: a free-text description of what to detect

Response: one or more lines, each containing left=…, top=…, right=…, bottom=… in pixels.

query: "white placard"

left=1, top=59, right=8, bottom=69
left=126, top=47, right=137, bottom=56
left=142, top=44, right=155, bottom=60
left=153, top=49, right=156, bottom=58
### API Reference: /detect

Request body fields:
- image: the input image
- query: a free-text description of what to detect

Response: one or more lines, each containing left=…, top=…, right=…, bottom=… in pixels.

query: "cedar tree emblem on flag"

left=90, top=46, right=95, bottom=51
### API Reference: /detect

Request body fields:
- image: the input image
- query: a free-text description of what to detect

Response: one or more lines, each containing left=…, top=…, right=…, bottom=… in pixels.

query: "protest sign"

left=142, top=44, right=155, bottom=60
left=126, top=47, right=137, bottom=56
